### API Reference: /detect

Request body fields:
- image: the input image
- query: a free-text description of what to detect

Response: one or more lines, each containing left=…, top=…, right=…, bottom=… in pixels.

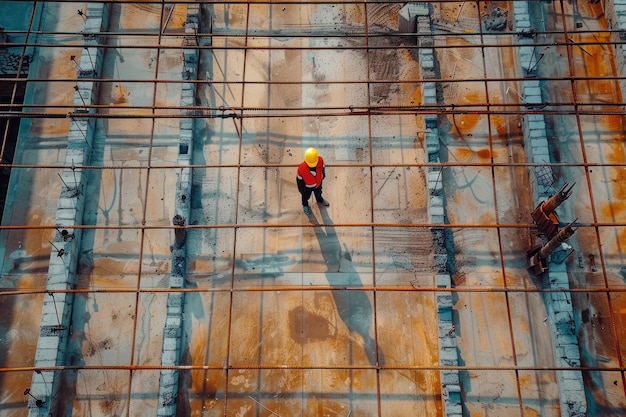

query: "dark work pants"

left=301, top=184, right=323, bottom=206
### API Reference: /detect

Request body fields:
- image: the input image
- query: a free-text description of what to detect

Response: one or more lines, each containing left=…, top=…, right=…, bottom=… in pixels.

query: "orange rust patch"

left=606, top=144, right=626, bottom=164
left=289, top=305, right=336, bottom=344
left=600, top=144, right=626, bottom=219
left=479, top=211, right=496, bottom=225
left=616, top=297, right=626, bottom=325
left=93, top=258, right=125, bottom=276
left=166, top=4, right=188, bottom=29
left=581, top=36, right=610, bottom=77
left=522, top=407, right=540, bottom=417
left=413, top=85, right=424, bottom=131
left=29, top=118, right=71, bottom=136
left=55, top=51, right=82, bottom=79
left=450, top=91, right=485, bottom=135
left=461, top=91, right=483, bottom=105
left=455, top=148, right=475, bottom=161
left=518, top=373, right=532, bottom=389
left=583, top=50, right=608, bottom=78
left=190, top=326, right=209, bottom=391
left=601, top=115, right=624, bottom=131
left=602, top=168, right=626, bottom=219
left=111, top=84, right=129, bottom=104
left=412, top=85, right=422, bottom=106
left=476, top=149, right=491, bottom=159
left=611, top=168, right=626, bottom=199
left=456, top=148, right=491, bottom=160
left=491, top=115, right=507, bottom=138
left=454, top=113, right=481, bottom=134
left=618, top=229, right=626, bottom=251
left=122, top=4, right=160, bottom=28
left=603, top=200, right=626, bottom=220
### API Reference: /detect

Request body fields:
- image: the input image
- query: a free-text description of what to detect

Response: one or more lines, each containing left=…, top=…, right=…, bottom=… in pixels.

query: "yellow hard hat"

left=304, top=147, right=319, bottom=167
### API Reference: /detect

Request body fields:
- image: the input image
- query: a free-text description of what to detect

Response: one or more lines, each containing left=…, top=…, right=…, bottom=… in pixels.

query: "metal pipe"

left=541, top=182, right=575, bottom=214
left=537, top=221, right=577, bottom=259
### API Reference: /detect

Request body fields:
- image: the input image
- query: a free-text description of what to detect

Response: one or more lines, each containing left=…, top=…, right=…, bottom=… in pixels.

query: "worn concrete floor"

left=0, top=1, right=625, bottom=416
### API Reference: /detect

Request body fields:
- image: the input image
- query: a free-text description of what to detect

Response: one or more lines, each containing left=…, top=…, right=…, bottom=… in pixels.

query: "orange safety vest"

left=297, top=157, right=324, bottom=188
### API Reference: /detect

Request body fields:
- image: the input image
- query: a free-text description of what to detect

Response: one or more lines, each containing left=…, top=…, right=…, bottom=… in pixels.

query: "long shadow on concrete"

left=308, top=209, right=384, bottom=367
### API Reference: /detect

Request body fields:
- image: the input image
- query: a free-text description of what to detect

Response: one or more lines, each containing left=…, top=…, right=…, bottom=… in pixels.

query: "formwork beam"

left=515, top=2, right=586, bottom=416
left=156, top=3, right=201, bottom=416
left=404, top=3, right=463, bottom=416
left=26, top=2, right=109, bottom=416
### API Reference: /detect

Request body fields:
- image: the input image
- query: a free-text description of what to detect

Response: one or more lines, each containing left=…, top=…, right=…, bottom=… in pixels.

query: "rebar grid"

left=1, top=0, right=626, bottom=416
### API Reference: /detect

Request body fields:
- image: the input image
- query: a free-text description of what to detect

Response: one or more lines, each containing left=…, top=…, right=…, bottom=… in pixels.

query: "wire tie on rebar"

left=35, top=370, right=50, bottom=398
left=49, top=241, right=60, bottom=252
left=55, top=227, right=73, bottom=242
left=70, top=55, right=83, bottom=73
left=57, top=172, right=69, bottom=189
left=47, top=290, right=63, bottom=327
left=24, top=388, right=43, bottom=407
left=84, top=46, right=94, bottom=68
left=70, top=159, right=81, bottom=193
left=74, top=84, right=87, bottom=107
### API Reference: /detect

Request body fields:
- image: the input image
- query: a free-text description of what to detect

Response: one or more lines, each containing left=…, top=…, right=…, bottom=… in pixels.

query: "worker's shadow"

left=308, top=209, right=385, bottom=367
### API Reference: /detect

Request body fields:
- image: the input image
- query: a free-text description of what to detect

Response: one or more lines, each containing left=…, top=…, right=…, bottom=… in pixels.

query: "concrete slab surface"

left=0, top=1, right=625, bottom=416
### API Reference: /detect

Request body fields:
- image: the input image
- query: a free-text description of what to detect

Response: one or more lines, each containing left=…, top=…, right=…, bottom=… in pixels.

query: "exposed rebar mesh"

left=0, top=1, right=625, bottom=416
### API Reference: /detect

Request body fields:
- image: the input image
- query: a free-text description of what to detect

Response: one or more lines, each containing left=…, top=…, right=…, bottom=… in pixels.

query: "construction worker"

left=296, top=147, right=329, bottom=214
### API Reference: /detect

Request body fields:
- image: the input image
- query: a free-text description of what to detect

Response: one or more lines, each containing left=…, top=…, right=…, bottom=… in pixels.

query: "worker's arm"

left=296, top=176, right=306, bottom=193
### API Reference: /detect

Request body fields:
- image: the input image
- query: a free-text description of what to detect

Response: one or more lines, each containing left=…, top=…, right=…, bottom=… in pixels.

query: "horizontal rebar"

left=0, top=0, right=597, bottom=5
left=4, top=38, right=626, bottom=51
left=2, top=161, right=626, bottom=170
left=3, top=74, right=626, bottom=84
left=2, top=1, right=624, bottom=411
left=2, top=27, right=626, bottom=39
left=0, top=363, right=623, bottom=373
left=1, top=100, right=625, bottom=112
left=1, top=106, right=624, bottom=120
left=2, top=286, right=625, bottom=298
left=0, top=221, right=611, bottom=231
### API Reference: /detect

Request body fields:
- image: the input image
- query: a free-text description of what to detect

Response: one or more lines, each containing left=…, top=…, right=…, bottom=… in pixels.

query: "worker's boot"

left=317, top=198, right=330, bottom=207
left=303, top=206, right=312, bottom=214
